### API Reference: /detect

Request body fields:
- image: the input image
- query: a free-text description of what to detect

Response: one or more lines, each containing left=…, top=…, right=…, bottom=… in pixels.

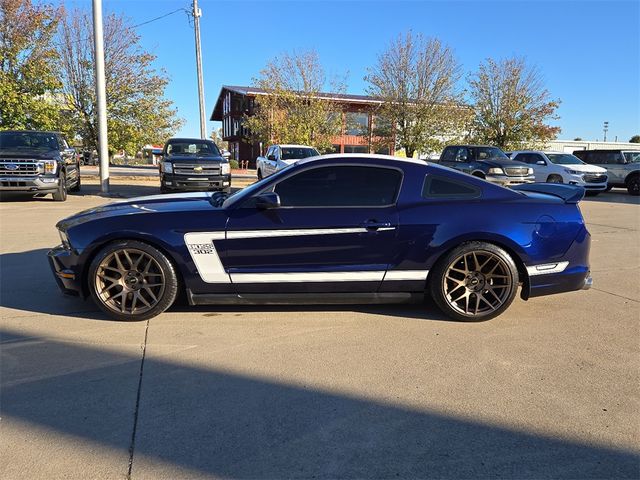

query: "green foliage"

left=468, top=57, right=561, bottom=150
left=629, top=135, right=640, bottom=143
left=0, top=0, right=63, bottom=130
left=229, top=159, right=239, bottom=169
left=366, top=32, right=468, bottom=158
left=57, top=10, right=183, bottom=155
left=244, top=50, right=345, bottom=152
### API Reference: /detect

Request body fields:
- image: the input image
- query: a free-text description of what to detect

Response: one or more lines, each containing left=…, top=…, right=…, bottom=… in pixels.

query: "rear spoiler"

left=511, top=183, right=585, bottom=204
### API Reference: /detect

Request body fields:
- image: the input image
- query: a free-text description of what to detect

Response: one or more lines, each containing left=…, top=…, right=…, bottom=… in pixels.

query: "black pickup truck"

left=159, top=138, right=231, bottom=193
left=436, top=145, right=535, bottom=187
left=0, top=130, right=81, bottom=201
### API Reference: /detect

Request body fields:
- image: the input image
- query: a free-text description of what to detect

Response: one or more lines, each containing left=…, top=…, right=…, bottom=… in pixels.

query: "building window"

left=375, top=146, right=391, bottom=155
left=344, top=145, right=368, bottom=154
left=345, top=112, right=369, bottom=136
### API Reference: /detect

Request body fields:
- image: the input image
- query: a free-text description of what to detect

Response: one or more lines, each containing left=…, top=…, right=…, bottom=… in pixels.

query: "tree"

left=365, top=32, right=467, bottom=158
left=468, top=56, right=560, bottom=150
left=0, top=0, right=63, bottom=130
left=629, top=135, right=640, bottom=143
left=57, top=9, right=183, bottom=155
left=243, top=50, right=345, bottom=153
left=210, top=128, right=228, bottom=150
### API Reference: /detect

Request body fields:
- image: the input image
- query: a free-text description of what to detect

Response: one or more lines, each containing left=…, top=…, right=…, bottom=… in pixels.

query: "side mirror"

left=222, top=151, right=231, bottom=160
left=267, top=154, right=276, bottom=161
left=536, top=160, right=546, bottom=165
left=255, top=192, right=281, bottom=210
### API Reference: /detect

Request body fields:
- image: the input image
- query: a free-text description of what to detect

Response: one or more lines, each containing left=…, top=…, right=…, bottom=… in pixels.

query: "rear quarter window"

left=422, top=175, right=482, bottom=199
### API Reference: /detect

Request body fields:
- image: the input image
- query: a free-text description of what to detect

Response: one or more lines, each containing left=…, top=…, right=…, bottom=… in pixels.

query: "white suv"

left=256, top=144, right=319, bottom=179
left=509, top=151, right=608, bottom=195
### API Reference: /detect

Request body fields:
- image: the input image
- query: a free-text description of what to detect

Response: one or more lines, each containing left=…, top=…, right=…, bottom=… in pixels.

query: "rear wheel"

left=69, top=171, right=81, bottom=192
left=257, top=169, right=263, bottom=180
left=626, top=175, right=640, bottom=196
left=547, top=174, right=563, bottom=183
left=88, top=240, right=179, bottom=321
left=429, top=242, right=519, bottom=322
left=52, top=175, right=67, bottom=201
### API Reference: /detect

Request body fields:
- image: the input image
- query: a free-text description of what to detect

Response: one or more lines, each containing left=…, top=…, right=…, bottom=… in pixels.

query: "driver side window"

left=455, top=147, right=470, bottom=162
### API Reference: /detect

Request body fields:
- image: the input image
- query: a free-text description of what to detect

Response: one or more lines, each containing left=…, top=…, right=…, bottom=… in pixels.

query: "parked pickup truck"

left=159, top=138, right=231, bottom=193
left=0, top=130, right=81, bottom=201
left=256, top=144, right=319, bottom=179
left=436, top=145, right=534, bottom=187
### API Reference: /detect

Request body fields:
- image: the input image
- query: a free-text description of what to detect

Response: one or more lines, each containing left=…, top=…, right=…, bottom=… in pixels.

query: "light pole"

left=603, top=121, right=609, bottom=142
left=193, top=0, right=206, bottom=139
left=92, top=0, right=109, bottom=193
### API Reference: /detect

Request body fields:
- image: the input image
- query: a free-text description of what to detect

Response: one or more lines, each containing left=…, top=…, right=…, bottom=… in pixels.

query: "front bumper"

left=0, top=175, right=59, bottom=192
left=48, top=245, right=83, bottom=296
left=486, top=174, right=535, bottom=187
left=162, top=174, right=231, bottom=191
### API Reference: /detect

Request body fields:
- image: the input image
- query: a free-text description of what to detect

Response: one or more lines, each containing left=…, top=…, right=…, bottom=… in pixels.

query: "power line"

left=132, top=7, right=189, bottom=28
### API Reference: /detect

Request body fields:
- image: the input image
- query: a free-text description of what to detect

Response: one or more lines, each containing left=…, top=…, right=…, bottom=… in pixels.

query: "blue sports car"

left=48, top=154, right=592, bottom=322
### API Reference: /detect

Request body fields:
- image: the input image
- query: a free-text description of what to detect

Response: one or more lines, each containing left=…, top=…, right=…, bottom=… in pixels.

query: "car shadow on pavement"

left=583, top=190, right=640, bottom=205
left=0, top=248, right=109, bottom=321
left=1, top=327, right=638, bottom=479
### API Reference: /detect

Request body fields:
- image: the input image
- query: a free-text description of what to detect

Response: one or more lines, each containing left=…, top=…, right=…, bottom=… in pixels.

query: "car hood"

left=557, top=163, right=607, bottom=173
left=478, top=157, right=528, bottom=168
left=0, top=149, right=59, bottom=159
left=57, top=192, right=218, bottom=230
left=165, top=154, right=224, bottom=163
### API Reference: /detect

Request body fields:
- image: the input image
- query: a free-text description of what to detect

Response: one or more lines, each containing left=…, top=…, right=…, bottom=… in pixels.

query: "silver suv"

left=573, top=150, right=640, bottom=195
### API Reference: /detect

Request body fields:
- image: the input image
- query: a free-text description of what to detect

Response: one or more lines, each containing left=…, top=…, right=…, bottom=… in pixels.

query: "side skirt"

left=187, top=290, right=424, bottom=306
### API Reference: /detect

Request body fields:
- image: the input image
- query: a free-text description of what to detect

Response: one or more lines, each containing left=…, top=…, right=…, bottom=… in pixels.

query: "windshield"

left=166, top=140, right=220, bottom=156
left=280, top=147, right=319, bottom=160
left=473, top=147, right=508, bottom=160
left=0, top=131, right=59, bottom=150
left=546, top=153, right=584, bottom=165
left=624, top=151, right=640, bottom=163
left=221, top=162, right=295, bottom=208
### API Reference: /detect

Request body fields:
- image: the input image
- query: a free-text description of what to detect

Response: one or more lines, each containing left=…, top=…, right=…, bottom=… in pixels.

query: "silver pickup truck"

left=256, top=144, right=319, bottom=179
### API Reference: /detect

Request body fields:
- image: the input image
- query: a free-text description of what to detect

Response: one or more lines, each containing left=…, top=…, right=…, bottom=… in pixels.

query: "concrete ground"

left=1, top=179, right=638, bottom=479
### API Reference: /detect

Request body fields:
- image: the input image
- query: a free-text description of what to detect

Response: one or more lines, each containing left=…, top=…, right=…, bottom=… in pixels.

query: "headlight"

left=527, top=168, right=534, bottom=175
left=220, top=162, right=230, bottom=175
left=161, top=161, right=173, bottom=174
left=59, top=230, right=71, bottom=249
left=488, top=167, right=504, bottom=175
left=37, top=160, right=57, bottom=174
left=564, top=168, right=581, bottom=175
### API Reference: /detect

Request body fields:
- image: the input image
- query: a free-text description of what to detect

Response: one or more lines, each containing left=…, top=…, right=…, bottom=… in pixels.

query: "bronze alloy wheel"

left=442, top=250, right=513, bottom=316
left=94, top=248, right=166, bottom=315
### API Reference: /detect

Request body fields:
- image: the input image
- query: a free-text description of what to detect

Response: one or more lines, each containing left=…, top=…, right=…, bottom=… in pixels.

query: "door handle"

left=361, top=220, right=394, bottom=231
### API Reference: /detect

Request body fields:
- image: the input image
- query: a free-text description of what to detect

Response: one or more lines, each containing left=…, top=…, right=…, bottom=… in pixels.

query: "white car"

left=509, top=150, right=608, bottom=195
left=256, top=144, right=319, bottom=179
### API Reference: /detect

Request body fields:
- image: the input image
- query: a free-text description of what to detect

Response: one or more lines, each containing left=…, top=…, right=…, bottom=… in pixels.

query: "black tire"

left=605, top=185, right=613, bottom=192
left=52, top=175, right=67, bottom=201
left=626, top=176, right=640, bottom=196
left=69, top=170, right=81, bottom=192
left=429, top=241, right=519, bottom=322
left=472, top=171, right=485, bottom=179
left=257, top=169, right=263, bottom=180
left=88, top=240, right=179, bottom=321
left=546, top=175, right=563, bottom=183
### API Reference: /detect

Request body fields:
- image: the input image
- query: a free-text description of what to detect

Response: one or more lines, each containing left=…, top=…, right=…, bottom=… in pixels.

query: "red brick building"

left=210, top=85, right=395, bottom=168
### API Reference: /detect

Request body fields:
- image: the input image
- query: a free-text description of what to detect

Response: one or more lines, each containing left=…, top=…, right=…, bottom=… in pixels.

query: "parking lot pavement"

left=1, top=183, right=638, bottom=479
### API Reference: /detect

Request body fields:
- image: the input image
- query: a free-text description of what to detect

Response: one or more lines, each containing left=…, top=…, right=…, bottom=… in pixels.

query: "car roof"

left=445, top=144, right=499, bottom=148
left=297, top=153, right=429, bottom=167
left=166, top=137, right=214, bottom=143
left=511, top=150, right=566, bottom=154
left=273, top=144, right=317, bottom=148
left=0, top=130, right=61, bottom=134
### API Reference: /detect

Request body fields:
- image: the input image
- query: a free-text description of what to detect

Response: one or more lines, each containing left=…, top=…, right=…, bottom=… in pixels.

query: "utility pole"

left=603, top=121, right=609, bottom=142
left=92, top=0, right=109, bottom=193
left=193, top=0, right=207, bottom=139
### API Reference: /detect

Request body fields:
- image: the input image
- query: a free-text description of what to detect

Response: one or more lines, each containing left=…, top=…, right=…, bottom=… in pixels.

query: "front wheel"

left=88, top=240, right=179, bottom=321
left=547, top=175, right=563, bottom=183
left=429, top=242, right=519, bottom=322
left=257, top=169, right=263, bottom=180
left=52, top=175, right=67, bottom=201
left=626, top=176, right=640, bottom=196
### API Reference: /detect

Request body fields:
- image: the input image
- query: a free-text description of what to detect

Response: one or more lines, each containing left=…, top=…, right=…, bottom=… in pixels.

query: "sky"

left=61, top=0, right=639, bottom=142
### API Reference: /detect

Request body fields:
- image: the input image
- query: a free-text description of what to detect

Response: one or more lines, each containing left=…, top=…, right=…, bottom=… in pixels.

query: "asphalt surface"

left=1, top=179, right=639, bottom=479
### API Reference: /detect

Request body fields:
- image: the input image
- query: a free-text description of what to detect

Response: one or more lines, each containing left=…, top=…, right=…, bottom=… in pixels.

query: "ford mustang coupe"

left=48, top=154, right=592, bottom=322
